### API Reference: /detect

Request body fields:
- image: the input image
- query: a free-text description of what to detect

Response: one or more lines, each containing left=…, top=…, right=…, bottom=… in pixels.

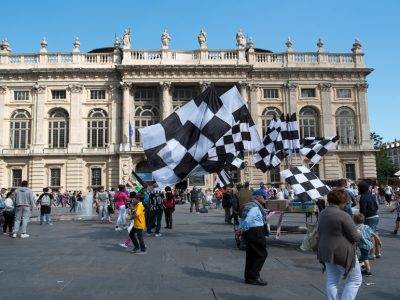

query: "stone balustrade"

left=0, top=48, right=364, bottom=68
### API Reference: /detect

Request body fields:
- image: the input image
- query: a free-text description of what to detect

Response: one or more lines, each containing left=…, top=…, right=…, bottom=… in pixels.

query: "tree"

left=371, top=132, right=398, bottom=177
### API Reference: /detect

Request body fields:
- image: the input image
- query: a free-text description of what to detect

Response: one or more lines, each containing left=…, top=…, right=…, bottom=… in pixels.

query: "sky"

left=1, top=0, right=399, bottom=142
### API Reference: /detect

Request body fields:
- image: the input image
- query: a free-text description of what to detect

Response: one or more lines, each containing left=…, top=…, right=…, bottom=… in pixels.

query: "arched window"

left=299, top=106, right=320, bottom=139
left=48, top=108, right=69, bottom=148
left=10, top=109, right=31, bottom=149
left=134, top=106, right=159, bottom=144
left=261, top=107, right=282, bottom=135
left=87, top=109, right=108, bottom=148
left=336, top=107, right=356, bottom=144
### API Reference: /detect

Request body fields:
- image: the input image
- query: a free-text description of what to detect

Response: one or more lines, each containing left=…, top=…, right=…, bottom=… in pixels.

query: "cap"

left=253, top=189, right=268, bottom=197
left=259, top=181, right=265, bottom=186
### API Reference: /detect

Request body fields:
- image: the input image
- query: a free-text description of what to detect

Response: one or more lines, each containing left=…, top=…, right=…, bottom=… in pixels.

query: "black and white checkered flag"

left=300, top=136, right=339, bottom=164
left=282, top=113, right=301, bottom=156
left=139, top=86, right=261, bottom=186
left=280, top=166, right=331, bottom=201
left=215, top=169, right=233, bottom=187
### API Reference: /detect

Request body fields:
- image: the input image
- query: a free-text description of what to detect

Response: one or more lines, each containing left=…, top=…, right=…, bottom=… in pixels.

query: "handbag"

left=107, top=205, right=114, bottom=214
left=300, top=222, right=319, bottom=252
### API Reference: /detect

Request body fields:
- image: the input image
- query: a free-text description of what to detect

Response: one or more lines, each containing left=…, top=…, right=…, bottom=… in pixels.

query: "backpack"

left=41, top=194, right=51, bottom=206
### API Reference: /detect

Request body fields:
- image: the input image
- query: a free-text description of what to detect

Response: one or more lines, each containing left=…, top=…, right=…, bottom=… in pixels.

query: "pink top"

left=114, top=191, right=129, bottom=209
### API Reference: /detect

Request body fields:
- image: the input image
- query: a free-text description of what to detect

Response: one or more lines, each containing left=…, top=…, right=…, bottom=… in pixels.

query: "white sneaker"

left=155, top=233, right=162, bottom=237
left=12, top=233, right=17, bottom=238
left=20, top=234, right=30, bottom=238
left=119, top=243, right=128, bottom=249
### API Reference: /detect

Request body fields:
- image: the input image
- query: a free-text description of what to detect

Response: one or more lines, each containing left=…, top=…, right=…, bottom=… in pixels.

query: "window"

left=172, top=86, right=197, bottom=111
left=14, top=91, right=29, bottom=101
left=261, top=107, right=282, bottom=135
left=90, top=90, right=106, bottom=100
left=134, top=106, right=159, bottom=144
left=134, top=88, right=159, bottom=101
left=91, top=168, right=102, bottom=186
left=270, top=168, right=281, bottom=183
left=50, top=168, right=61, bottom=187
left=87, top=109, right=108, bottom=148
left=299, top=106, right=320, bottom=139
left=301, top=88, right=316, bottom=98
left=336, top=89, right=352, bottom=99
left=10, top=109, right=31, bottom=149
left=48, top=109, right=69, bottom=148
left=51, top=90, right=66, bottom=100
left=12, top=169, right=22, bottom=187
left=263, top=88, right=279, bottom=99
left=336, top=107, right=356, bottom=144
left=345, top=163, right=356, bottom=181
left=308, top=163, right=320, bottom=178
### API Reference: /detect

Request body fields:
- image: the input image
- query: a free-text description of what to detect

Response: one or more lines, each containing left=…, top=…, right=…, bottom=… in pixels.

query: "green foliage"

left=370, top=131, right=383, bottom=149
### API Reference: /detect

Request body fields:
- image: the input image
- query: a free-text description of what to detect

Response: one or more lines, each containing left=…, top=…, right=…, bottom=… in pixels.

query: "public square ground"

left=1, top=202, right=399, bottom=300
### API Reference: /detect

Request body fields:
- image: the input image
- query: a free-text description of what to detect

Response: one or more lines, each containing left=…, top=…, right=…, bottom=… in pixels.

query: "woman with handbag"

left=114, top=185, right=129, bottom=231
left=317, top=190, right=362, bottom=300
left=163, top=186, right=175, bottom=229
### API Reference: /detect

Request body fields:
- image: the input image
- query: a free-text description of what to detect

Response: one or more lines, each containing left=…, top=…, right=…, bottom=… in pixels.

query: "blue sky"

left=1, top=0, right=399, bottom=142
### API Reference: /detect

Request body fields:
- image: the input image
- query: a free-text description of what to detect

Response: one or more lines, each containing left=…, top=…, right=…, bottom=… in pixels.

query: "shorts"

left=359, top=248, right=370, bottom=262
left=365, top=216, right=379, bottom=232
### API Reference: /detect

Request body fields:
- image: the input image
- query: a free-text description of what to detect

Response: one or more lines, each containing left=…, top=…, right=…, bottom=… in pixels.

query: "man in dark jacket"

left=358, top=181, right=381, bottom=258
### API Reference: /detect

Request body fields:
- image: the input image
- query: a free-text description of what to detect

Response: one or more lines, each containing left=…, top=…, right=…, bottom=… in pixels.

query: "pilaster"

left=120, top=81, right=131, bottom=150
left=285, top=83, right=298, bottom=115
left=68, top=84, right=84, bottom=153
left=238, top=82, right=249, bottom=105
left=31, top=84, right=47, bottom=153
left=357, top=83, right=371, bottom=147
left=319, top=83, right=335, bottom=136
left=0, top=86, right=7, bottom=149
left=249, top=84, right=259, bottom=127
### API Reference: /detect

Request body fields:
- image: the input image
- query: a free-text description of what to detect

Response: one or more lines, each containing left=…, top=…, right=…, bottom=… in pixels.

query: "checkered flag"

left=280, top=166, right=331, bottom=201
left=300, top=136, right=339, bottom=164
left=282, top=113, right=300, bottom=156
left=139, top=86, right=261, bottom=186
left=215, top=169, right=233, bottom=187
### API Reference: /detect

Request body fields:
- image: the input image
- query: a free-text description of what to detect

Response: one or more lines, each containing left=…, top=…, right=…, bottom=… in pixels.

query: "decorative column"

left=68, top=84, right=84, bottom=153
left=160, top=82, right=172, bottom=120
left=249, top=84, right=259, bottom=127
left=357, top=83, right=371, bottom=146
left=120, top=81, right=131, bottom=149
left=31, top=84, right=46, bottom=153
left=108, top=85, right=118, bottom=147
left=319, top=83, right=334, bottom=136
left=0, top=86, right=7, bottom=148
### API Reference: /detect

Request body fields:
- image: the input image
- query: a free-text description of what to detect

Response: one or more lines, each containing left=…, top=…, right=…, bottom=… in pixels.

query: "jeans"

left=116, top=206, right=126, bottom=227
left=164, top=207, right=173, bottom=228
left=147, top=209, right=163, bottom=234
left=190, top=200, right=199, bottom=213
left=325, top=257, right=362, bottom=300
left=40, top=205, right=52, bottom=224
left=223, top=206, right=232, bottom=223
left=129, top=227, right=146, bottom=251
left=13, top=206, right=31, bottom=234
left=98, top=204, right=108, bottom=220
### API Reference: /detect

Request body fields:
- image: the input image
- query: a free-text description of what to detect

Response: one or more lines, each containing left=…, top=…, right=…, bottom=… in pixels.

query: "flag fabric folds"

left=253, top=113, right=300, bottom=172
left=280, top=166, right=331, bottom=201
left=126, top=170, right=145, bottom=192
left=214, top=169, right=233, bottom=188
left=129, top=121, right=134, bottom=145
left=300, top=136, right=339, bottom=164
left=139, top=86, right=261, bottom=187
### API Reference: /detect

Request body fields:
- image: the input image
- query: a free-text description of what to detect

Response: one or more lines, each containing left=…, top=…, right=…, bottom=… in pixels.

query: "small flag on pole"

left=129, top=121, right=134, bottom=145
left=127, top=170, right=145, bottom=192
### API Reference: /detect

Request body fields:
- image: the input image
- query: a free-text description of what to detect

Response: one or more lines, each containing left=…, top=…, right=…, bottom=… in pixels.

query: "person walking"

left=317, top=190, right=362, bottom=300
left=114, top=185, right=129, bottom=231
left=358, top=181, right=381, bottom=259
left=96, top=186, right=110, bottom=222
left=163, top=186, right=175, bottom=229
left=236, top=189, right=269, bottom=286
left=222, top=186, right=234, bottom=224
left=37, top=187, right=54, bottom=225
left=12, top=180, right=35, bottom=238
left=129, top=195, right=147, bottom=254
left=390, top=191, right=400, bottom=234
left=147, top=183, right=164, bottom=237
left=69, top=192, right=77, bottom=213
left=2, top=191, right=15, bottom=235
left=189, top=186, right=200, bottom=213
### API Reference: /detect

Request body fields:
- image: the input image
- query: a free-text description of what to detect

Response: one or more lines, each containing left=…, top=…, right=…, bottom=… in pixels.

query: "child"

left=128, top=194, right=146, bottom=254
left=353, top=213, right=381, bottom=276
left=390, top=191, right=400, bottom=234
left=118, top=196, right=136, bottom=249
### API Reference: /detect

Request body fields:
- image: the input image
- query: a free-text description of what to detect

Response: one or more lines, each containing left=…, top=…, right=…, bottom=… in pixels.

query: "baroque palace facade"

left=0, top=31, right=376, bottom=194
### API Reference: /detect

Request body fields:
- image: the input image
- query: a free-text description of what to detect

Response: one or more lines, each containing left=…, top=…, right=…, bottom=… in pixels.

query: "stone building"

left=0, top=31, right=376, bottom=194
left=382, top=140, right=400, bottom=168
